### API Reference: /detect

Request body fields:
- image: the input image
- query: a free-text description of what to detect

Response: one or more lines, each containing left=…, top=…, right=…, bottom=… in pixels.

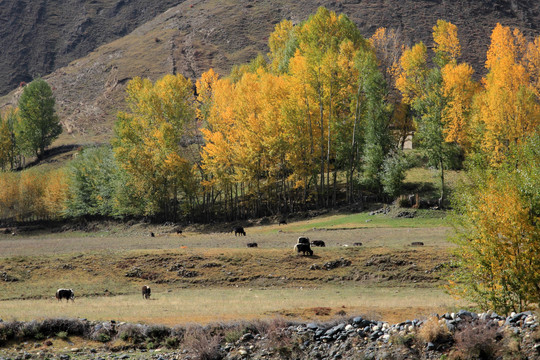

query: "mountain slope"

left=0, top=0, right=538, bottom=144
left=0, top=0, right=185, bottom=95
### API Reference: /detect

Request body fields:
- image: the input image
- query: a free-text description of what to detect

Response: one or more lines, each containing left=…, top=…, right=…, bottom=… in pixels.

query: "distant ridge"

left=0, top=0, right=538, bottom=144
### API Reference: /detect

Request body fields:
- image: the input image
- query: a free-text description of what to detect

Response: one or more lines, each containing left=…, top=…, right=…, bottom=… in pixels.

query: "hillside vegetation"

left=1, top=0, right=539, bottom=142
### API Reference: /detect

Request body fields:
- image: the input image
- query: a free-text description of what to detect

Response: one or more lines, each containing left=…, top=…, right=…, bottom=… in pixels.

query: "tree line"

left=0, top=7, right=538, bottom=313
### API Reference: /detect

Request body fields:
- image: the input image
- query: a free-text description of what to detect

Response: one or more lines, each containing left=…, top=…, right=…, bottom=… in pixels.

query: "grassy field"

left=0, top=210, right=467, bottom=324
left=0, top=287, right=463, bottom=325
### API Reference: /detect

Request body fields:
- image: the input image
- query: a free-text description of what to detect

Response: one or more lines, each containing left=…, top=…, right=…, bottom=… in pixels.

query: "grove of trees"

left=0, top=7, right=538, bottom=313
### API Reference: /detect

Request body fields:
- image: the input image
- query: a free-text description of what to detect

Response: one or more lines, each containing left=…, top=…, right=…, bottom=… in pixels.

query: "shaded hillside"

left=0, top=0, right=538, bottom=143
left=0, top=0, right=184, bottom=95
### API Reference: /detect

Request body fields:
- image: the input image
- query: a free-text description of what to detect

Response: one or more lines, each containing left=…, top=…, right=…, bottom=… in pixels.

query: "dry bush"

left=89, top=322, right=116, bottom=342
left=144, top=324, right=170, bottom=342
left=182, top=324, right=223, bottom=360
left=450, top=321, right=503, bottom=360
left=0, top=321, right=21, bottom=345
left=37, top=318, right=90, bottom=338
left=418, top=316, right=452, bottom=345
left=117, top=323, right=146, bottom=344
left=257, top=317, right=298, bottom=356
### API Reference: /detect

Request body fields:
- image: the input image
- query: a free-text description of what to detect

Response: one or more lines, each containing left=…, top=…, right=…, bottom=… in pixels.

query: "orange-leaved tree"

left=473, top=24, right=540, bottom=163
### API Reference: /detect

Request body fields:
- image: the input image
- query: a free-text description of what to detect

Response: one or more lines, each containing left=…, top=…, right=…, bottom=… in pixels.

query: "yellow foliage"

left=432, top=20, right=461, bottom=64
left=42, top=169, right=68, bottom=218
left=113, top=73, right=196, bottom=215
left=475, top=24, right=540, bottom=162
left=394, top=42, right=428, bottom=104
left=0, top=172, right=19, bottom=218
left=441, top=62, right=478, bottom=150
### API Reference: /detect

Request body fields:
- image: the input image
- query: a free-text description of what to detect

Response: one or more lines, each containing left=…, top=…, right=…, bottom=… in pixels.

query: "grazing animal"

left=279, top=219, right=287, bottom=225
left=247, top=242, right=258, bottom=248
left=233, top=226, right=246, bottom=236
left=150, top=232, right=155, bottom=237
left=353, top=242, right=363, bottom=246
left=297, top=236, right=310, bottom=244
left=411, top=241, right=424, bottom=246
left=294, top=243, right=313, bottom=256
left=311, top=240, right=326, bottom=247
left=176, top=229, right=183, bottom=234
left=142, top=285, right=151, bottom=299
left=55, top=288, right=74, bottom=302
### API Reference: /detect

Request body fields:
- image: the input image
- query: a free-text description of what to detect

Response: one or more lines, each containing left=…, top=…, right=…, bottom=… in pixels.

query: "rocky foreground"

left=0, top=310, right=539, bottom=359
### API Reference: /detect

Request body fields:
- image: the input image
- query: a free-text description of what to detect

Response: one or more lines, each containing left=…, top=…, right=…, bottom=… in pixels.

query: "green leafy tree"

left=359, top=49, right=393, bottom=194
left=381, top=150, right=408, bottom=198
left=65, top=146, right=129, bottom=217
left=113, top=74, right=197, bottom=219
left=17, top=79, right=62, bottom=160
left=395, top=20, right=465, bottom=206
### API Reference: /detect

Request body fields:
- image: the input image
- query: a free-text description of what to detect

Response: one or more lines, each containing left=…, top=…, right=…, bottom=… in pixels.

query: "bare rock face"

left=0, top=0, right=539, bottom=143
left=0, top=0, right=184, bottom=95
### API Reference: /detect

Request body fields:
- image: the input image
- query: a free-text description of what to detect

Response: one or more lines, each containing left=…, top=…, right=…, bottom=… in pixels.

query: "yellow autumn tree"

left=433, top=19, right=461, bottom=66
left=393, top=42, right=428, bottom=105
left=0, top=172, right=19, bottom=219
left=113, top=74, right=197, bottom=218
left=441, top=62, right=478, bottom=151
left=42, top=169, right=68, bottom=219
left=450, top=132, right=540, bottom=313
left=474, top=24, right=540, bottom=162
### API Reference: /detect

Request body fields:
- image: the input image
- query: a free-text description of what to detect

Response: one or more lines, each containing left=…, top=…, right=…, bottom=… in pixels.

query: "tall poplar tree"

left=17, top=79, right=62, bottom=160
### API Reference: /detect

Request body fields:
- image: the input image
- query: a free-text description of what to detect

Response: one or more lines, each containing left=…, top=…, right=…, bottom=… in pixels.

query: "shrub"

left=145, top=325, right=170, bottom=341
left=391, top=333, right=417, bottom=347
left=165, top=336, right=180, bottom=349
left=183, top=325, right=223, bottom=360
left=450, top=322, right=502, bottom=359
left=381, top=150, right=409, bottom=198
left=117, top=323, right=146, bottom=344
left=418, top=317, right=452, bottom=345
left=96, top=333, right=111, bottom=343
left=56, top=331, right=68, bottom=340
left=0, top=322, right=20, bottom=344
left=224, top=328, right=243, bottom=343
left=20, top=321, right=39, bottom=340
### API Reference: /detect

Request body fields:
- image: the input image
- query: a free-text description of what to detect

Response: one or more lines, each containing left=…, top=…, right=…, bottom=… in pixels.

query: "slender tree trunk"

left=318, top=73, right=325, bottom=208
left=349, top=80, right=362, bottom=203
left=439, top=157, right=445, bottom=209
left=332, top=169, right=337, bottom=207
left=327, top=86, right=332, bottom=207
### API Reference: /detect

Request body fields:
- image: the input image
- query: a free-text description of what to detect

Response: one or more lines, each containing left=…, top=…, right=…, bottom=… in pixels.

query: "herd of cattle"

left=54, top=223, right=424, bottom=302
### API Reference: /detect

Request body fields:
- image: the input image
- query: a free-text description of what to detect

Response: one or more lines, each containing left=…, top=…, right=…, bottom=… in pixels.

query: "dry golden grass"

left=0, top=213, right=465, bottom=326
left=0, top=286, right=466, bottom=325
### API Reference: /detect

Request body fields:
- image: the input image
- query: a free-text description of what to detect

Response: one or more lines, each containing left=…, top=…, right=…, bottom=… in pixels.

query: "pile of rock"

left=0, top=311, right=538, bottom=360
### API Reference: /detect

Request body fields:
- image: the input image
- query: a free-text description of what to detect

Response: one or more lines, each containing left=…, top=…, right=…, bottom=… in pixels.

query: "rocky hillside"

left=0, top=0, right=184, bottom=95
left=0, top=0, right=539, bottom=143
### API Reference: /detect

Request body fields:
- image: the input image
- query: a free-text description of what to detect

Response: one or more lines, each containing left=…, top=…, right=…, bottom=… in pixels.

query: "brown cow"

left=142, top=285, right=151, bottom=299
